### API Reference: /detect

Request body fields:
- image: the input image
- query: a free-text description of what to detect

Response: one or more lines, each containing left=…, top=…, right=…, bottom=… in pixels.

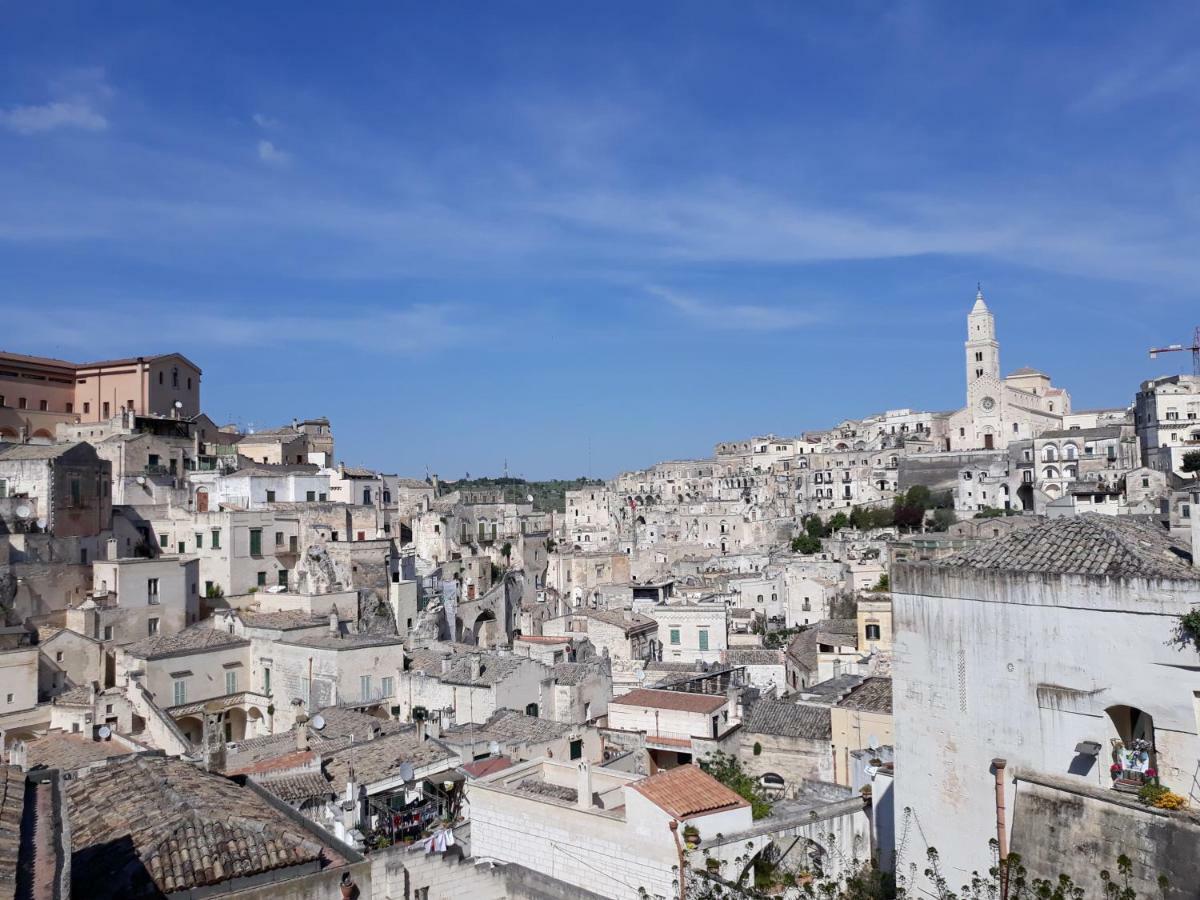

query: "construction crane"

left=1149, top=326, right=1200, bottom=376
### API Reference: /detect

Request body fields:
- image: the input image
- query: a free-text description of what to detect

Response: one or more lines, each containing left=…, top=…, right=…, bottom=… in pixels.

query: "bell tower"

left=965, top=285, right=999, bottom=396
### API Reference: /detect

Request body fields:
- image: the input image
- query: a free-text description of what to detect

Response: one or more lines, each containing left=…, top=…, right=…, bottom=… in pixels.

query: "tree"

left=1183, top=450, right=1200, bottom=478
left=698, top=751, right=772, bottom=820
left=828, top=512, right=850, bottom=532
left=791, top=534, right=822, bottom=554
left=931, top=507, right=957, bottom=531
left=804, top=514, right=825, bottom=539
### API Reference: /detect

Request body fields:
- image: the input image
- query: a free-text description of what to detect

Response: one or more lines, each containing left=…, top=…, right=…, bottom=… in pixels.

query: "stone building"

left=0, top=442, right=111, bottom=538
left=893, top=514, right=1200, bottom=893
left=738, top=698, right=833, bottom=794
left=1135, top=373, right=1200, bottom=476
left=947, top=290, right=1070, bottom=451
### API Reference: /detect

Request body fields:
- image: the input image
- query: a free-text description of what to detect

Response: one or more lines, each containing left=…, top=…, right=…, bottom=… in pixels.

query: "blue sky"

left=2, top=3, right=1198, bottom=478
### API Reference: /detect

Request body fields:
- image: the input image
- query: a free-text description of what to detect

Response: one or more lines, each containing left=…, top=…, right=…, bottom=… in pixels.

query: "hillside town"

left=0, top=289, right=1197, bottom=899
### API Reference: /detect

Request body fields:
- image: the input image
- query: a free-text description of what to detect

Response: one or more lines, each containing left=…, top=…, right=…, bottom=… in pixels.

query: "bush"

left=1141, top=783, right=1189, bottom=810
left=791, top=533, right=821, bottom=554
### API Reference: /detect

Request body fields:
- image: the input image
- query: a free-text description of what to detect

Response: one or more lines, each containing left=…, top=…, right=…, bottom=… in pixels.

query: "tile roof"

left=322, top=731, right=458, bottom=787
left=255, top=772, right=335, bottom=803
left=52, top=685, right=94, bottom=707
left=20, top=732, right=133, bottom=772
left=785, top=629, right=818, bottom=672
left=723, top=649, right=785, bottom=667
left=123, top=625, right=249, bottom=659
left=309, top=705, right=407, bottom=742
left=797, top=674, right=864, bottom=705
left=441, top=709, right=571, bottom=746
left=611, top=689, right=727, bottom=714
left=585, top=609, right=657, bottom=634
left=67, top=755, right=328, bottom=899
left=550, top=662, right=605, bottom=686
left=0, top=442, right=84, bottom=461
left=743, top=699, right=831, bottom=740
left=406, top=649, right=528, bottom=686
left=236, top=610, right=329, bottom=631
left=937, top=513, right=1199, bottom=580
left=460, top=756, right=514, bottom=779
left=630, top=765, right=749, bottom=821
left=838, top=677, right=892, bottom=714
left=0, top=767, right=23, bottom=895
left=282, top=632, right=404, bottom=650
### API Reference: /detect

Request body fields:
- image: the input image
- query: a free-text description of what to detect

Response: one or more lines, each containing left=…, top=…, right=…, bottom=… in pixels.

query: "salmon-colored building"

left=0, top=351, right=201, bottom=442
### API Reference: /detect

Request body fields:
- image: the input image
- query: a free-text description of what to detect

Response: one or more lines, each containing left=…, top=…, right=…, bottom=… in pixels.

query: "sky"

left=2, top=3, right=1199, bottom=479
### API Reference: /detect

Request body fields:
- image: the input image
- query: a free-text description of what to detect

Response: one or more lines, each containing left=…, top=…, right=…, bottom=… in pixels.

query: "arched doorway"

left=195, top=488, right=209, bottom=513
left=473, top=610, right=500, bottom=648
left=1107, top=704, right=1156, bottom=779
left=176, top=715, right=204, bottom=744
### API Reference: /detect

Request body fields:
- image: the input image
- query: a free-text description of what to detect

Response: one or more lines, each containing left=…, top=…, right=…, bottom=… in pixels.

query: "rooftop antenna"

left=1148, top=327, right=1200, bottom=376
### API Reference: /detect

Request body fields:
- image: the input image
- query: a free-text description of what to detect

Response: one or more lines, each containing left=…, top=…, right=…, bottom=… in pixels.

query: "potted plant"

left=705, top=857, right=720, bottom=873
left=682, top=824, right=700, bottom=849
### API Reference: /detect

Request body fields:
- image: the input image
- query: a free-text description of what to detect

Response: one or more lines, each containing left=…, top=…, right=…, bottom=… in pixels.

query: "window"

left=211, top=529, right=221, bottom=549
left=357, top=531, right=365, bottom=541
left=70, top=478, right=81, bottom=506
left=177, top=541, right=185, bottom=554
left=159, top=371, right=164, bottom=385
left=698, top=628, right=709, bottom=651
left=39, top=399, right=47, bottom=411
left=195, top=532, right=203, bottom=549
left=225, top=670, right=238, bottom=695
left=103, top=625, right=113, bottom=641
left=277, top=569, right=288, bottom=588
left=257, top=571, right=267, bottom=586
left=147, top=578, right=159, bottom=602
left=306, top=490, right=316, bottom=502
left=865, top=624, right=881, bottom=641
left=205, top=580, right=213, bottom=595
left=83, top=401, right=90, bottom=414
left=0, top=480, right=5, bottom=499
left=263, top=668, right=272, bottom=695
left=669, top=628, right=681, bottom=645
left=975, top=351, right=983, bottom=362
left=275, top=531, right=284, bottom=547
left=173, top=680, right=186, bottom=706
left=381, top=676, right=394, bottom=698
left=102, top=401, right=109, bottom=417
left=524, top=702, right=539, bottom=717
left=360, top=675, right=372, bottom=700
left=266, top=490, right=276, bottom=502
left=363, top=488, right=372, bottom=504
left=249, top=528, right=262, bottom=555
left=148, top=617, right=159, bottom=636
left=570, top=739, right=583, bottom=760
left=18, top=397, right=26, bottom=410
left=319, top=493, right=327, bottom=502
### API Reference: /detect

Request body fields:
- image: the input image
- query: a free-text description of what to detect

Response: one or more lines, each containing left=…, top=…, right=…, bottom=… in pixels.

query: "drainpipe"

left=992, top=758, right=1008, bottom=899
left=669, top=819, right=686, bottom=900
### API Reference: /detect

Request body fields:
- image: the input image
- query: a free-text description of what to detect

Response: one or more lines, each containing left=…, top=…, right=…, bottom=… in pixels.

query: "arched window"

left=1042, top=445, right=1058, bottom=462
left=1043, top=466, right=1059, bottom=479
left=1064, top=444, right=1078, bottom=460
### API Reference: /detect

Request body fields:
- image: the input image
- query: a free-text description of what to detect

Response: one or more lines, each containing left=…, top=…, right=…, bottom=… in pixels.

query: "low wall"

left=1010, top=772, right=1200, bottom=898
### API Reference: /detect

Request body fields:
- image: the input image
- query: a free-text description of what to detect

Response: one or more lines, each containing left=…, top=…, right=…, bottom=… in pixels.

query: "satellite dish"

left=97, top=725, right=112, bottom=740
left=526, top=494, right=534, bottom=503
left=13, top=504, right=31, bottom=519
left=310, top=714, right=326, bottom=731
left=868, top=735, right=879, bottom=750
left=35, top=518, right=47, bottom=531
left=488, top=740, right=501, bottom=757
left=398, top=762, right=415, bottom=783
left=136, top=476, right=146, bottom=485
left=174, top=400, right=183, bottom=409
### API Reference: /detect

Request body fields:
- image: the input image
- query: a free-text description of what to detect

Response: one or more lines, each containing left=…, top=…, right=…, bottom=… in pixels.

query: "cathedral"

left=947, top=288, right=1069, bottom=451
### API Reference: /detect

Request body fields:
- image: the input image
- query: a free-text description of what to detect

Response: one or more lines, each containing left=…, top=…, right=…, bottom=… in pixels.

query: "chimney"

left=470, top=654, right=483, bottom=682
left=623, top=608, right=633, bottom=622
left=328, top=605, right=340, bottom=637
left=576, top=762, right=592, bottom=810
left=295, top=713, right=311, bottom=751
left=440, top=653, right=452, bottom=675
left=201, top=705, right=227, bottom=773
left=106, top=537, right=118, bottom=561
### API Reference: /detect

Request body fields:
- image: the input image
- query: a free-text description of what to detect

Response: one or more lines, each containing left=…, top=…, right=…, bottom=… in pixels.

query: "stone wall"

left=1010, top=773, right=1200, bottom=898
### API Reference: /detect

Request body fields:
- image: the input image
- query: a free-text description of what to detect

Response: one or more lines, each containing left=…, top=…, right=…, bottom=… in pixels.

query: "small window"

left=147, top=577, right=159, bottom=600
left=275, top=531, right=284, bottom=547
left=524, top=702, right=539, bottom=717
left=103, top=625, right=113, bottom=641
left=18, top=397, right=27, bottom=410
left=195, top=532, right=203, bottom=549
left=381, top=676, right=395, bottom=698
left=83, top=401, right=90, bottom=414
left=55, top=650, right=63, bottom=662
left=249, top=528, right=262, bottom=555
left=865, top=624, right=881, bottom=641
left=670, top=628, right=681, bottom=645
left=39, top=399, right=48, bottom=411
left=570, top=738, right=583, bottom=760
left=173, top=680, right=186, bottom=706
left=225, top=670, right=238, bottom=694
left=148, top=617, right=159, bottom=636
left=306, top=490, right=316, bottom=502
left=266, top=490, right=276, bottom=502
left=257, top=571, right=267, bottom=586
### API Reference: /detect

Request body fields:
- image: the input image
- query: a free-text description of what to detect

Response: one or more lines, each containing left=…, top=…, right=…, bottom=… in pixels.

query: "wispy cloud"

left=0, top=67, right=112, bottom=135
left=4, top=302, right=467, bottom=355
left=1072, top=50, right=1200, bottom=113
left=252, top=112, right=279, bottom=129
left=256, top=139, right=290, bottom=165
left=649, top=285, right=825, bottom=330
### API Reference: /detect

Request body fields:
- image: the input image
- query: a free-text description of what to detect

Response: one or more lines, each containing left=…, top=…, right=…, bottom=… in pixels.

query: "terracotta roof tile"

left=611, top=689, right=726, bottom=714
left=630, top=765, right=748, bottom=820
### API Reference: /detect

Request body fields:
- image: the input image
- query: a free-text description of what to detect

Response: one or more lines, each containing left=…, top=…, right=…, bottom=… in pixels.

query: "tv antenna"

left=1149, top=327, right=1200, bottom=376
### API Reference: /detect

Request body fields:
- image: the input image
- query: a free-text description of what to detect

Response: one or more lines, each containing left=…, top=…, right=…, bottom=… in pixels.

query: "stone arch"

left=176, top=715, right=204, bottom=744
left=195, top=487, right=209, bottom=513
left=472, top=610, right=500, bottom=648
left=29, top=429, right=53, bottom=445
